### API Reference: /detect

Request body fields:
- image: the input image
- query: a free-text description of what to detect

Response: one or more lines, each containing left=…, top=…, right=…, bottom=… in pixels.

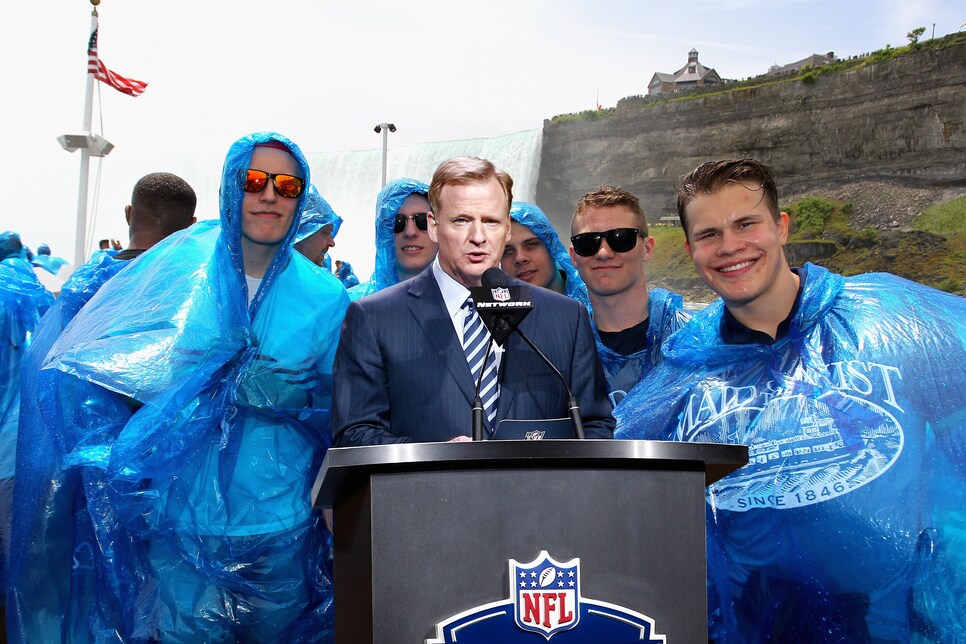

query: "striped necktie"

left=462, top=297, right=499, bottom=430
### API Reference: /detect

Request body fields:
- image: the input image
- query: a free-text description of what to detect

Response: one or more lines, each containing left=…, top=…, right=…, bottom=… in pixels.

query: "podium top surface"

left=313, top=439, right=747, bottom=508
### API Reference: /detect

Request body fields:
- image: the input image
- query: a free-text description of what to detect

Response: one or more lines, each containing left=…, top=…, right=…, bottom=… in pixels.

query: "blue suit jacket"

left=332, top=269, right=614, bottom=444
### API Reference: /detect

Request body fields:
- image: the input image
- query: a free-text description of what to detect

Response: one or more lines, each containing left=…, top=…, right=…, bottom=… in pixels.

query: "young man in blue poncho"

left=568, top=185, right=691, bottom=407
left=501, top=201, right=586, bottom=301
left=293, top=184, right=341, bottom=268
left=349, top=177, right=436, bottom=299
left=7, top=173, right=196, bottom=640
left=8, top=133, right=348, bottom=643
left=615, top=159, right=966, bottom=642
left=0, top=233, right=54, bottom=607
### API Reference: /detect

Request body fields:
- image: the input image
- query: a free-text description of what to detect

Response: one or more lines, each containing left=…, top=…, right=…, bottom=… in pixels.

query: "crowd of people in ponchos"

left=1, top=134, right=963, bottom=643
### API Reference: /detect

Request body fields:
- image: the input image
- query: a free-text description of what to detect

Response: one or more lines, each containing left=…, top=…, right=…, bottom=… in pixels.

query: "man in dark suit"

left=333, top=156, right=614, bottom=444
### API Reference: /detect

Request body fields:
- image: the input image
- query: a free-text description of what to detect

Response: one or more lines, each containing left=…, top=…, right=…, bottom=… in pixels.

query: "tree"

left=907, top=26, right=926, bottom=46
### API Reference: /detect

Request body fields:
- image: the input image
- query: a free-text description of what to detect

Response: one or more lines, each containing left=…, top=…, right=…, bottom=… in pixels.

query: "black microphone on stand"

left=471, top=268, right=586, bottom=440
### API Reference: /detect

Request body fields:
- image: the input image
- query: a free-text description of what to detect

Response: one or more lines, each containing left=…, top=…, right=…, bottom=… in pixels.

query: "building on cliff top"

left=648, top=48, right=722, bottom=95
left=767, top=51, right=837, bottom=76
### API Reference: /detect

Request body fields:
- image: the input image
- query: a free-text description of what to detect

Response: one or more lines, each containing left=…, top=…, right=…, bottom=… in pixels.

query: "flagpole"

left=72, top=3, right=99, bottom=266
left=63, top=0, right=148, bottom=263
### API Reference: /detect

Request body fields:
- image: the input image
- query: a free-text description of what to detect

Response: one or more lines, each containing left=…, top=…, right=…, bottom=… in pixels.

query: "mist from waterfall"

left=305, top=128, right=542, bottom=279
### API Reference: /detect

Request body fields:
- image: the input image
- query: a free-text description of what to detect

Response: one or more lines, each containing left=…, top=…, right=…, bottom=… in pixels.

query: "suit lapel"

left=408, top=271, right=478, bottom=405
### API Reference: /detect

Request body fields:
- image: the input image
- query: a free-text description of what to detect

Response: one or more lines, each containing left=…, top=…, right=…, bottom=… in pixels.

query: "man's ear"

left=778, top=211, right=790, bottom=245
left=684, top=239, right=693, bottom=258
left=124, top=204, right=132, bottom=226
left=427, top=212, right=438, bottom=243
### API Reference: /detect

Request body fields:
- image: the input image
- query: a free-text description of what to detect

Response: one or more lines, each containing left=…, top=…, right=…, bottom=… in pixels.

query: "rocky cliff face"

left=536, top=40, right=966, bottom=233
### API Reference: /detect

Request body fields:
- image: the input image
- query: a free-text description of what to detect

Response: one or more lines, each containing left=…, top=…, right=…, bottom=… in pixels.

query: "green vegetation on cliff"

left=784, top=196, right=965, bottom=295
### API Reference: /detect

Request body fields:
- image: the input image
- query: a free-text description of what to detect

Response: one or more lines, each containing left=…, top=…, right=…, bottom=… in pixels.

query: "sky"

left=6, top=0, right=963, bottom=286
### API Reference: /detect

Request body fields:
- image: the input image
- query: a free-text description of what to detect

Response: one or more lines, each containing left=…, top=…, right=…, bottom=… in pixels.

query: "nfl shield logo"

left=492, top=287, right=511, bottom=302
left=511, top=551, right=580, bottom=639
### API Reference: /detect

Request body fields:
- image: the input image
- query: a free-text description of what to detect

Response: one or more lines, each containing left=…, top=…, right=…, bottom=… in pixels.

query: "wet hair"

left=571, top=185, right=648, bottom=235
left=428, top=157, right=513, bottom=216
left=130, top=172, right=197, bottom=236
left=675, top=159, right=780, bottom=239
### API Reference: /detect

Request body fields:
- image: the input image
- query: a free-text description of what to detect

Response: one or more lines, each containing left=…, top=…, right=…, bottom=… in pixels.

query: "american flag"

left=87, top=20, right=148, bottom=97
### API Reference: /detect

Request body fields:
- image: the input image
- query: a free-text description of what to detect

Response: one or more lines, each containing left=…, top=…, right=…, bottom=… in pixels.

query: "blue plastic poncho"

left=0, top=232, right=27, bottom=264
left=594, top=288, right=691, bottom=408
left=30, top=243, right=69, bottom=276
left=335, top=261, right=359, bottom=289
left=0, top=239, right=53, bottom=595
left=0, top=254, right=51, bottom=476
left=8, top=132, right=349, bottom=643
left=7, top=248, right=157, bottom=632
left=614, top=263, right=966, bottom=642
left=348, top=177, right=430, bottom=299
left=295, top=184, right=342, bottom=244
left=508, top=201, right=589, bottom=306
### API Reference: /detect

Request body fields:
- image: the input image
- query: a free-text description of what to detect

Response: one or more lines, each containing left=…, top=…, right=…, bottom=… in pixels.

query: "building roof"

left=767, top=52, right=836, bottom=75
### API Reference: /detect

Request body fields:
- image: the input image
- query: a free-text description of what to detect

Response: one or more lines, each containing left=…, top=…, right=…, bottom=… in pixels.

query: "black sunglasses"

left=570, top=228, right=643, bottom=257
left=393, top=213, right=429, bottom=234
left=241, top=169, right=304, bottom=199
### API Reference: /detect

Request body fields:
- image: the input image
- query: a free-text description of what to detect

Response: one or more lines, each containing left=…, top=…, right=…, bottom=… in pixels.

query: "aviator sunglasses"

left=393, top=213, right=429, bottom=234
left=241, top=169, right=305, bottom=199
left=570, top=228, right=644, bottom=257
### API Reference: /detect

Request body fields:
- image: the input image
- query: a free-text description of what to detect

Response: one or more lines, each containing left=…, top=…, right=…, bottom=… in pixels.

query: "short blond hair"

left=428, top=156, right=513, bottom=215
left=572, top=185, right=648, bottom=235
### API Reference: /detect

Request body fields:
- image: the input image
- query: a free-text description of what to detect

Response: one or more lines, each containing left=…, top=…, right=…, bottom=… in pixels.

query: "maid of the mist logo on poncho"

left=683, top=360, right=905, bottom=511
left=428, top=551, right=666, bottom=643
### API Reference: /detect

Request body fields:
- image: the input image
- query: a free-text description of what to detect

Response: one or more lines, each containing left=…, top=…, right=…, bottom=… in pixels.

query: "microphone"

left=472, top=268, right=532, bottom=346
left=471, top=268, right=586, bottom=440
left=469, top=269, right=515, bottom=440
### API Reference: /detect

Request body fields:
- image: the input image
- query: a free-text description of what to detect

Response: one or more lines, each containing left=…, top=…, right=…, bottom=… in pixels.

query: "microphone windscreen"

left=481, top=267, right=509, bottom=288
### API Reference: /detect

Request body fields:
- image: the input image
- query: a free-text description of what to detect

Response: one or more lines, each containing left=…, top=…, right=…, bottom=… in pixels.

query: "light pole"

left=373, top=122, right=396, bottom=188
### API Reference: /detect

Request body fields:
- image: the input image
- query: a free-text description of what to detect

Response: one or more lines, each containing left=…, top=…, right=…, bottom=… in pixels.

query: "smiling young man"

left=681, top=162, right=800, bottom=340
left=569, top=185, right=690, bottom=405
left=502, top=206, right=567, bottom=294
left=333, top=156, right=613, bottom=444
left=614, top=158, right=966, bottom=641
left=350, top=178, right=437, bottom=299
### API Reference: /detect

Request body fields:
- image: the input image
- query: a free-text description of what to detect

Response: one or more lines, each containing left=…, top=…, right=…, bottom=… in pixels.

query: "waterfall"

left=305, top=128, right=542, bottom=279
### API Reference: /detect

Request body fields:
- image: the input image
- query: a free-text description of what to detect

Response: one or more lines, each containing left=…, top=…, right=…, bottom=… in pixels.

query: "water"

left=305, top=129, right=542, bottom=278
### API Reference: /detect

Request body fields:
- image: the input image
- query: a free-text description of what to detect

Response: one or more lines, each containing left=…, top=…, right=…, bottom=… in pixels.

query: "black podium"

left=313, top=440, right=747, bottom=644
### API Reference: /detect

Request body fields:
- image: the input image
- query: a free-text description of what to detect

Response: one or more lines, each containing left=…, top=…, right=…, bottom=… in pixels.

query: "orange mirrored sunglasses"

left=242, top=169, right=304, bottom=199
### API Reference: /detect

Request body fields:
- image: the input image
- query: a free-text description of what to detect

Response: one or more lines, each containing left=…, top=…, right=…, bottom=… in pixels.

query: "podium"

left=313, top=440, right=747, bottom=643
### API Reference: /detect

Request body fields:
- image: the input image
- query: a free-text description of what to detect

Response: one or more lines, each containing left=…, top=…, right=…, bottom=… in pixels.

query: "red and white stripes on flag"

left=87, top=19, right=148, bottom=97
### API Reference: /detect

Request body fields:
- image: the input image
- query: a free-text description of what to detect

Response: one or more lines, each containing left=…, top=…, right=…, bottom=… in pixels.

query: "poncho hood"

left=509, top=201, right=589, bottom=307
left=295, top=184, right=343, bottom=244
left=350, top=177, right=429, bottom=298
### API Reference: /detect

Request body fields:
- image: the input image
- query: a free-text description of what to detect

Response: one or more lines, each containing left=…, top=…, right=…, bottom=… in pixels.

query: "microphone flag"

left=470, top=268, right=533, bottom=346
